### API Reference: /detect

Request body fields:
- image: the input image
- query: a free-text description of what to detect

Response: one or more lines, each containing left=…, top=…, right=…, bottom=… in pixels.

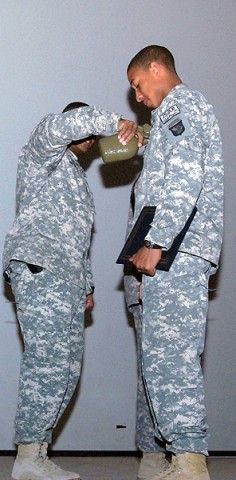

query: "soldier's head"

left=127, top=45, right=181, bottom=109
left=62, top=102, right=96, bottom=157
left=62, top=101, right=89, bottom=113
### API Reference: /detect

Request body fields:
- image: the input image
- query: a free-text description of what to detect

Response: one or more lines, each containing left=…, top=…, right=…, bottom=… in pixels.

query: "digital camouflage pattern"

left=3, top=106, right=120, bottom=291
left=142, top=254, right=211, bottom=455
left=9, top=260, right=85, bottom=444
left=131, top=307, right=163, bottom=453
left=124, top=84, right=223, bottom=455
left=124, top=201, right=161, bottom=453
left=135, top=83, right=224, bottom=273
left=3, top=106, right=120, bottom=444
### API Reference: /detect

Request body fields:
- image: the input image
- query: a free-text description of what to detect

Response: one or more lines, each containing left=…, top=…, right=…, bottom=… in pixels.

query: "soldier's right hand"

left=118, top=119, right=141, bottom=146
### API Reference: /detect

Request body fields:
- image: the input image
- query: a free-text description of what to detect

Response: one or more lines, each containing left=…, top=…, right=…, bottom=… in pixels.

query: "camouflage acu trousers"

left=142, top=254, right=211, bottom=455
left=9, top=260, right=86, bottom=445
left=132, top=304, right=163, bottom=452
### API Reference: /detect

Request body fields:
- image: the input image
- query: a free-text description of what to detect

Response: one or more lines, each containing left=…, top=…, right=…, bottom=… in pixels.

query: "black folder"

left=116, top=206, right=197, bottom=271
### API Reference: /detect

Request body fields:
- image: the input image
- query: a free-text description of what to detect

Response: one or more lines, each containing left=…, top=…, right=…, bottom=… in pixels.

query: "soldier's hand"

left=86, top=293, right=94, bottom=311
left=118, top=119, right=141, bottom=146
left=129, top=247, right=162, bottom=277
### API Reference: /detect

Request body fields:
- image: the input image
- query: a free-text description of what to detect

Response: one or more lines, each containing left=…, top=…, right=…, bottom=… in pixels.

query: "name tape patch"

left=159, top=103, right=180, bottom=124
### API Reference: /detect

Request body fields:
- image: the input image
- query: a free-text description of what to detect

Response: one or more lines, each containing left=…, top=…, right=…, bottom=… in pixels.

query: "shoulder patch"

left=168, top=118, right=185, bottom=137
left=161, top=110, right=192, bottom=145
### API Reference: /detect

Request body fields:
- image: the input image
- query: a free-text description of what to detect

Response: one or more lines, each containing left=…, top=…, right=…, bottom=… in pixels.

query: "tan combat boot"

left=12, top=443, right=81, bottom=480
left=137, top=452, right=171, bottom=480
left=161, top=452, right=211, bottom=480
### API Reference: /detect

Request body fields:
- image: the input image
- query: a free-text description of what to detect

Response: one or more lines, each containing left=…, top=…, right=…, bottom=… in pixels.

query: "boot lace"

left=39, top=443, right=62, bottom=472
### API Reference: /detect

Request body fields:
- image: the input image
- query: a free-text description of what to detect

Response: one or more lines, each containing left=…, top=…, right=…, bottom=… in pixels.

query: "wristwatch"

left=86, top=286, right=95, bottom=295
left=144, top=240, right=162, bottom=249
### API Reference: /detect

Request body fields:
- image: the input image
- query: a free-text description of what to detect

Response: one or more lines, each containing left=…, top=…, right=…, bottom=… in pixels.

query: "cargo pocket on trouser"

left=141, top=258, right=209, bottom=450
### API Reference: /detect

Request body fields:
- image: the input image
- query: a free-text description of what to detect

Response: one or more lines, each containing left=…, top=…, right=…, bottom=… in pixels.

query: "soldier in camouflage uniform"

left=125, top=46, right=224, bottom=479
left=2, top=102, right=137, bottom=480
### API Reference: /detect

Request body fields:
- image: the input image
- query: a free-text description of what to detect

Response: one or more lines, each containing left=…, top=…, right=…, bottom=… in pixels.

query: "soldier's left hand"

left=129, top=247, right=162, bottom=277
left=86, top=293, right=94, bottom=311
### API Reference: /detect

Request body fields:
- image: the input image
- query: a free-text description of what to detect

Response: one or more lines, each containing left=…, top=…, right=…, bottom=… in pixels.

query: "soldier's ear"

left=150, top=62, right=160, bottom=78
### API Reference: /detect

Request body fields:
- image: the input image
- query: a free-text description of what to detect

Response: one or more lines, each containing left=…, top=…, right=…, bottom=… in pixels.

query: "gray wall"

left=0, top=0, right=235, bottom=451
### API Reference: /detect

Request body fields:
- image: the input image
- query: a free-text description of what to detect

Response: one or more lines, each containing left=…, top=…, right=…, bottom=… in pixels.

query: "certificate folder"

left=116, top=206, right=197, bottom=271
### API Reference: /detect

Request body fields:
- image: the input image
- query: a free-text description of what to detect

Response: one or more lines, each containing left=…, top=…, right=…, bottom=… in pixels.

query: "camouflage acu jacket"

left=133, top=83, right=224, bottom=272
left=3, top=106, right=120, bottom=290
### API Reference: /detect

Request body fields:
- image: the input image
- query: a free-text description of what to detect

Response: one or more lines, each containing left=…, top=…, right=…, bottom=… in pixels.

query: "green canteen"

left=98, top=123, right=151, bottom=163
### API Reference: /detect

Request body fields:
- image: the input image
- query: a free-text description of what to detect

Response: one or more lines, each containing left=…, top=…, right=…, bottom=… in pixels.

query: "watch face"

left=144, top=240, right=162, bottom=249
left=144, top=240, right=152, bottom=248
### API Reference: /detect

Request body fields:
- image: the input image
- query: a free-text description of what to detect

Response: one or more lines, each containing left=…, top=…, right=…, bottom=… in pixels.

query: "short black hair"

left=62, top=101, right=89, bottom=113
left=127, top=45, right=176, bottom=74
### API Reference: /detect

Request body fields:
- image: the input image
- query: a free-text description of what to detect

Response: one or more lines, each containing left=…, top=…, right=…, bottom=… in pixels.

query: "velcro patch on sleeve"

left=159, top=103, right=180, bottom=124
left=159, top=104, right=191, bottom=145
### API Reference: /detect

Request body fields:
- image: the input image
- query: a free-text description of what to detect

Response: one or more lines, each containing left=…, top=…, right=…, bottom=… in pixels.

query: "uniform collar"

left=151, top=83, right=187, bottom=121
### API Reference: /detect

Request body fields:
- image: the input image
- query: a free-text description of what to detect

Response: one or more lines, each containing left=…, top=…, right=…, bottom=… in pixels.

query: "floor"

left=0, top=455, right=236, bottom=480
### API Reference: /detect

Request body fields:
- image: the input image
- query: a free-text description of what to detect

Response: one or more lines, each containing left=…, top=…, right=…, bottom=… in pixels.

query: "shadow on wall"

left=80, top=136, right=143, bottom=189
left=99, top=156, right=143, bottom=189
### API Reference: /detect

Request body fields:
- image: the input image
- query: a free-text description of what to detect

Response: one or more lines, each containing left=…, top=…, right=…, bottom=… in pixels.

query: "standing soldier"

left=125, top=45, right=224, bottom=480
left=3, top=102, right=137, bottom=480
